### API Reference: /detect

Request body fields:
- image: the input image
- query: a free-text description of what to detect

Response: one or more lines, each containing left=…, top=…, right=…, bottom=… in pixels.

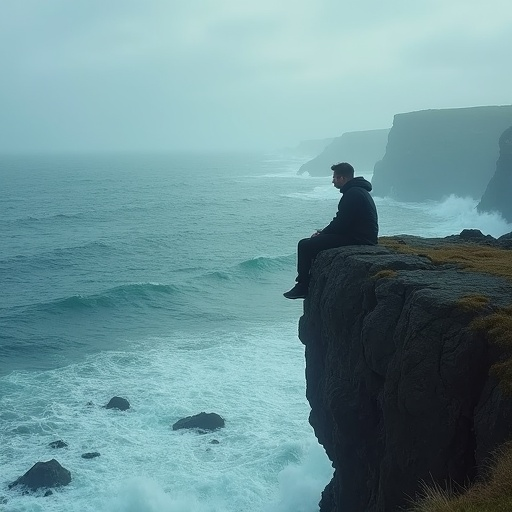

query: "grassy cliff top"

left=379, top=236, right=512, bottom=281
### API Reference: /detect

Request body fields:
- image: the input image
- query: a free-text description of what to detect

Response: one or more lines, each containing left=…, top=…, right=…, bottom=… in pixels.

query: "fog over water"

left=1, top=0, right=512, bottom=153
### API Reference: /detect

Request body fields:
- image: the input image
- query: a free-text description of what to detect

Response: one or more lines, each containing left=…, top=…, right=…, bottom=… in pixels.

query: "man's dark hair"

left=331, top=162, right=354, bottom=178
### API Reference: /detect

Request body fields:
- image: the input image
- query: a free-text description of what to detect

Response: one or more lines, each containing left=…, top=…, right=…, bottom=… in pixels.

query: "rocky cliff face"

left=371, top=106, right=512, bottom=201
left=299, top=236, right=512, bottom=512
left=298, top=129, right=390, bottom=176
left=478, top=126, right=512, bottom=222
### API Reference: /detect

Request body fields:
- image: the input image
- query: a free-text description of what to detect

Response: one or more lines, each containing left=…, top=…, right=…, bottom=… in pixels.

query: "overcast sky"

left=1, top=0, right=511, bottom=152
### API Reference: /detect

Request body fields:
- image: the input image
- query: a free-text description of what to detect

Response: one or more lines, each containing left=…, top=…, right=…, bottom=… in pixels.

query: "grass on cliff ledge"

left=471, top=305, right=512, bottom=395
left=409, top=442, right=512, bottom=512
left=380, top=237, right=512, bottom=387
left=379, top=237, right=512, bottom=281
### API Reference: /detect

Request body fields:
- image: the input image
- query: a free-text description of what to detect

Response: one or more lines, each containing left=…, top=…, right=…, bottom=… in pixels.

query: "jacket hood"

left=340, top=176, right=373, bottom=193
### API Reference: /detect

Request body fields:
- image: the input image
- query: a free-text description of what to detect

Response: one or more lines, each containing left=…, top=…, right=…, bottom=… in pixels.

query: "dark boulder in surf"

left=9, top=459, right=71, bottom=491
left=172, top=412, right=225, bottom=431
left=105, top=396, right=130, bottom=411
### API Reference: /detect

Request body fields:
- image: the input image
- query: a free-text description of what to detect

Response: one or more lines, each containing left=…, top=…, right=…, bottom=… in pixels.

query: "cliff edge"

left=298, top=129, right=390, bottom=177
left=478, top=125, right=512, bottom=222
left=371, top=106, right=512, bottom=201
left=299, top=233, right=512, bottom=512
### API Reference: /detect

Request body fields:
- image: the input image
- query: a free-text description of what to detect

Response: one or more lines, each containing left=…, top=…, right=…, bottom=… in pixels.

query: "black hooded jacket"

left=321, top=177, right=378, bottom=244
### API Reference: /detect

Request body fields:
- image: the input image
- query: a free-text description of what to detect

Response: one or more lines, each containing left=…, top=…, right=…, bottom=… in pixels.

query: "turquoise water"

left=1, top=152, right=510, bottom=511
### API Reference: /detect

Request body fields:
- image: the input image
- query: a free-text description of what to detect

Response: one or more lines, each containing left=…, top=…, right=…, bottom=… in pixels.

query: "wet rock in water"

left=9, top=459, right=71, bottom=491
left=172, top=412, right=225, bottom=431
left=81, top=452, right=100, bottom=459
left=44, top=490, right=53, bottom=497
left=48, top=440, right=68, bottom=449
left=105, top=396, right=130, bottom=411
left=210, top=439, right=220, bottom=444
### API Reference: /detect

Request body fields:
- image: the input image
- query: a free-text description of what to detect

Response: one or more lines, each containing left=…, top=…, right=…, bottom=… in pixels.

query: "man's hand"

left=311, top=229, right=322, bottom=237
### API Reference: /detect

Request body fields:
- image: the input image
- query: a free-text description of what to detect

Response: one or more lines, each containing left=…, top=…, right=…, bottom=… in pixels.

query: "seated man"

left=284, top=162, right=378, bottom=299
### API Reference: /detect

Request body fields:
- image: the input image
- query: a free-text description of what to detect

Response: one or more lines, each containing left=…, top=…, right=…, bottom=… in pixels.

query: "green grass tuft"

left=408, top=442, right=512, bottom=512
left=379, top=238, right=512, bottom=281
left=456, top=294, right=491, bottom=312
left=371, top=269, right=398, bottom=280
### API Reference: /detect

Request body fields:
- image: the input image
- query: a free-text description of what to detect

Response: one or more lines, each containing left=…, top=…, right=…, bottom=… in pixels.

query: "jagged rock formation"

left=478, top=126, right=512, bottom=222
left=298, top=129, right=390, bottom=176
left=371, top=106, right=512, bottom=201
left=299, top=236, right=512, bottom=512
left=9, top=459, right=71, bottom=491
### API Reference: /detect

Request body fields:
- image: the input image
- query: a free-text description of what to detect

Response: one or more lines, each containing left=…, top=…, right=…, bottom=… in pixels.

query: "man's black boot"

left=283, top=283, right=308, bottom=299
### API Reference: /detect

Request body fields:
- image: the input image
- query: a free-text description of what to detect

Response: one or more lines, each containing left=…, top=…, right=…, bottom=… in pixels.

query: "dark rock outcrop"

left=9, top=459, right=71, bottom=491
left=298, top=129, right=390, bottom=176
left=172, top=412, right=225, bottom=431
left=299, top=237, right=512, bottom=512
left=371, top=105, right=512, bottom=201
left=105, top=396, right=130, bottom=411
left=478, top=125, right=512, bottom=222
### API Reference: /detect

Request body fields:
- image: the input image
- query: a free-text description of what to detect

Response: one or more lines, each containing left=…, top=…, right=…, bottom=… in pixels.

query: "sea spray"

left=1, top=325, right=331, bottom=512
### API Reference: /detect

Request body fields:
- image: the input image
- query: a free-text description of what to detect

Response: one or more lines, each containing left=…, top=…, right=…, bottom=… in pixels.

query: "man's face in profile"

left=332, top=173, right=346, bottom=189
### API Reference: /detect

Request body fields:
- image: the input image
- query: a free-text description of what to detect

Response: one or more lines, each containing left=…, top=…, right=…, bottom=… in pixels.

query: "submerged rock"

left=9, top=459, right=71, bottom=491
left=81, top=452, right=100, bottom=459
left=105, top=396, right=130, bottom=411
left=172, top=412, right=225, bottom=431
left=48, top=440, right=68, bottom=449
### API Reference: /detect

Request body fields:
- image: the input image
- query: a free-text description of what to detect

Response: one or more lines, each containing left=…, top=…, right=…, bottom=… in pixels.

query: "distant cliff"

left=299, top=233, right=512, bottom=512
left=371, top=106, right=512, bottom=201
left=298, top=129, right=390, bottom=176
left=478, top=126, right=512, bottom=222
left=284, top=138, right=335, bottom=158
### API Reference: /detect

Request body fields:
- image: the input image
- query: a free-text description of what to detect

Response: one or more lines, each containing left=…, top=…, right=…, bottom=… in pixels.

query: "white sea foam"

left=0, top=324, right=332, bottom=512
left=283, top=185, right=334, bottom=201
left=428, top=195, right=511, bottom=238
left=377, top=195, right=511, bottom=238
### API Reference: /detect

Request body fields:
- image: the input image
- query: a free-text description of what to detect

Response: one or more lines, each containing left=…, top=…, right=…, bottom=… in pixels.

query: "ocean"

left=1, top=152, right=511, bottom=512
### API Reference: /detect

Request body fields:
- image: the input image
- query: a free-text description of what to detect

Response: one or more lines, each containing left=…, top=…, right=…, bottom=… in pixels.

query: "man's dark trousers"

left=296, top=234, right=352, bottom=285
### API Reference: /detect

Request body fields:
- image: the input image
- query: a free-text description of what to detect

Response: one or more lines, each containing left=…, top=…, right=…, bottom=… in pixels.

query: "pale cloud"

left=0, top=0, right=511, bottom=152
